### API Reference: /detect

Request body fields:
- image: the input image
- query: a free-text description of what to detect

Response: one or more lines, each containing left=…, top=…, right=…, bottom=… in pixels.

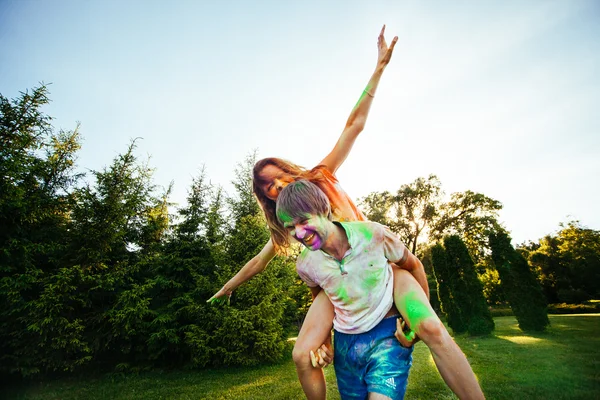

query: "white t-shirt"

left=296, top=221, right=407, bottom=334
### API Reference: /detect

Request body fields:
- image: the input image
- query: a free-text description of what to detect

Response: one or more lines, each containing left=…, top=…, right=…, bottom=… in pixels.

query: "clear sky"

left=1, top=0, right=599, bottom=244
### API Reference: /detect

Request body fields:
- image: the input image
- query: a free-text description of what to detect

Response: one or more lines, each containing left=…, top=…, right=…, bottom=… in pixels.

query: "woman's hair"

left=252, top=157, right=327, bottom=254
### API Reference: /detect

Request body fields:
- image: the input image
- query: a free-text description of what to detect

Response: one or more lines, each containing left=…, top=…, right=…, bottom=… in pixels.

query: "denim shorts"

left=333, top=316, right=413, bottom=400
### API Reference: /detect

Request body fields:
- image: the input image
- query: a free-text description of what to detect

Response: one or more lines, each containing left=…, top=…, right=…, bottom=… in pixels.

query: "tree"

left=360, top=176, right=502, bottom=262
left=361, top=175, right=442, bottom=255
left=199, top=152, right=296, bottom=366
left=433, top=191, right=503, bottom=263
left=0, top=85, right=83, bottom=376
left=431, top=236, right=494, bottom=335
left=489, top=231, right=549, bottom=332
left=443, top=236, right=494, bottom=335
left=524, top=221, right=600, bottom=303
left=431, top=243, right=468, bottom=334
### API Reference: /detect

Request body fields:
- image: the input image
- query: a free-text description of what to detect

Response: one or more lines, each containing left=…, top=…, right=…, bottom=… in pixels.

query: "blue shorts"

left=334, top=316, right=413, bottom=400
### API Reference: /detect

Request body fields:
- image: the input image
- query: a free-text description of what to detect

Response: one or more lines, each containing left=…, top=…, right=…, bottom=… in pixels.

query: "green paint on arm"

left=398, top=289, right=437, bottom=329
left=352, top=89, right=369, bottom=109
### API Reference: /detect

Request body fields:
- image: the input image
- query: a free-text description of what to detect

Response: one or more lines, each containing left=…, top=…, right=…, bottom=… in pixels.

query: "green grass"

left=7, top=314, right=600, bottom=399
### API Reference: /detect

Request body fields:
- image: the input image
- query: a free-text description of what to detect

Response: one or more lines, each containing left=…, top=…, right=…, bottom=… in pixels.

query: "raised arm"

left=207, top=239, right=277, bottom=303
left=319, top=25, right=398, bottom=174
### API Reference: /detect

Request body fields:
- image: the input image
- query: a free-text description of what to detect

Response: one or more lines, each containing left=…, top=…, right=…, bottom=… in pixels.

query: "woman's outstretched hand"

left=207, top=286, right=232, bottom=305
left=377, top=24, right=398, bottom=70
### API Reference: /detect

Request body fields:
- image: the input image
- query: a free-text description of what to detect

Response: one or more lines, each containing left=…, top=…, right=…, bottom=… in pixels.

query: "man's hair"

left=276, top=180, right=331, bottom=224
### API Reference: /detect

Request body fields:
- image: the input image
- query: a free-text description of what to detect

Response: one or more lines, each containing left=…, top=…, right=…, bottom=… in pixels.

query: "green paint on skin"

left=399, top=289, right=436, bottom=332
left=352, top=86, right=374, bottom=109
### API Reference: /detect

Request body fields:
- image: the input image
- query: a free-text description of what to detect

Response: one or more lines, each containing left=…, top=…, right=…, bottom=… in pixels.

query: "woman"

left=209, top=24, right=427, bottom=397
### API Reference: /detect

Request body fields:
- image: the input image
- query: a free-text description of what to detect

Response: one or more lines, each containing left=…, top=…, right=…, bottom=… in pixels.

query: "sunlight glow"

left=497, top=335, right=546, bottom=345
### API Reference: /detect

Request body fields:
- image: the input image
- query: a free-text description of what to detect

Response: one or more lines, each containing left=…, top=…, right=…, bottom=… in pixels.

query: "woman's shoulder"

left=309, top=164, right=337, bottom=181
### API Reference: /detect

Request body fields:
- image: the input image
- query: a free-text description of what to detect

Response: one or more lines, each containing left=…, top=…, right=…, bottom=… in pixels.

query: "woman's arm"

left=319, top=25, right=398, bottom=174
left=207, top=239, right=277, bottom=303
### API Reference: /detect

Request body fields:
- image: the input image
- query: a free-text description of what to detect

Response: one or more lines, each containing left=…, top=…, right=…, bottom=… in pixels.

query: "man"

left=276, top=180, right=484, bottom=400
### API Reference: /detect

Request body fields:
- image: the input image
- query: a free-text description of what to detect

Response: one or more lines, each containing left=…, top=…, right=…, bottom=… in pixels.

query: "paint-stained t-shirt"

left=296, top=221, right=407, bottom=334
left=311, top=166, right=366, bottom=222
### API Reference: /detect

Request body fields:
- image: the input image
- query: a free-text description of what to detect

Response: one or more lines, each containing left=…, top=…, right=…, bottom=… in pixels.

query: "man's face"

left=280, top=212, right=331, bottom=251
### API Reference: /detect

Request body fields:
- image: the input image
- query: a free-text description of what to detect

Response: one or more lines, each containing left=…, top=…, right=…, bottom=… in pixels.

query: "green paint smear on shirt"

left=353, top=223, right=374, bottom=241
left=362, top=267, right=380, bottom=290
left=335, top=284, right=350, bottom=304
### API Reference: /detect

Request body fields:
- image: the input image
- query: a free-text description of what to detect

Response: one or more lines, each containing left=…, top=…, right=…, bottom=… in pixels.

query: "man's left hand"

left=310, top=344, right=333, bottom=368
left=394, top=316, right=419, bottom=347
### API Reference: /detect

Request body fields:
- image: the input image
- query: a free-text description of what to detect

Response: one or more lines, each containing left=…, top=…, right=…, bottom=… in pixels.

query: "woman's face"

left=258, top=164, right=295, bottom=201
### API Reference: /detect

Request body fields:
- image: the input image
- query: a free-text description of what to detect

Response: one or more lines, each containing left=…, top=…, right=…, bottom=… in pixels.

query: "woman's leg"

left=392, top=268, right=485, bottom=400
left=293, top=289, right=334, bottom=400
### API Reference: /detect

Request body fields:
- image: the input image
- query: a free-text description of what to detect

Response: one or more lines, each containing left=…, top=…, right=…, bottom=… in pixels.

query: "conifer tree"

left=0, top=85, right=83, bottom=376
left=489, top=231, right=549, bottom=332
left=443, top=236, right=494, bottom=335
left=431, top=244, right=468, bottom=333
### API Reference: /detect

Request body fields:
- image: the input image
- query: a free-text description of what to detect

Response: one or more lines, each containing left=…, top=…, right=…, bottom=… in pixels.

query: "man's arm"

left=309, top=286, right=322, bottom=300
left=319, top=25, right=398, bottom=174
left=393, top=251, right=430, bottom=300
left=382, top=224, right=430, bottom=300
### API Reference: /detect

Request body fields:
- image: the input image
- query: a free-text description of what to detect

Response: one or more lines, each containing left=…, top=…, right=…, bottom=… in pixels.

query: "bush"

left=557, top=288, right=592, bottom=304
left=468, top=316, right=496, bottom=336
left=489, top=231, right=549, bottom=332
left=548, top=302, right=600, bottom=314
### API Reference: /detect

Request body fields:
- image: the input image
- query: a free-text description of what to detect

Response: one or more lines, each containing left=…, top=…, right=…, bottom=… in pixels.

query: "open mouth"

left=303, top=232, right=316, bottom=246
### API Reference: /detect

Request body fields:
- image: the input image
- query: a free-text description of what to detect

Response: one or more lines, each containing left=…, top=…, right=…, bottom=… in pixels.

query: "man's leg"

left=293, top=290, right=334, bottom=400
left=392, top=268, right=485, bottom=400
left=363, top=316, right=413, bottom=400
left=334, top=328, right=370, bottom=400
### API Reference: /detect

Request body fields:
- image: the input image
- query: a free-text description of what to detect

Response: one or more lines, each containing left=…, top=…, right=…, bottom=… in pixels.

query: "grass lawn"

left=7, top=314, right=600, bottom=400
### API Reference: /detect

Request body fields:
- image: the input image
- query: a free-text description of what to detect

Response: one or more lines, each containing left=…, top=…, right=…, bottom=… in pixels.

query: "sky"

left=1, top=0, right=599, bottom=244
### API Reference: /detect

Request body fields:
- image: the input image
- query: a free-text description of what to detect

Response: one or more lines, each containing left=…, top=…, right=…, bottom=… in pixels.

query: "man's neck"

left=321, top=222, right=350, bottom=261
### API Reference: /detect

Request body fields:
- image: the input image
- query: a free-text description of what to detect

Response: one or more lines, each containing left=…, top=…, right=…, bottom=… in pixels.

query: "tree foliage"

left=431, top=236, right=494, bottom=335
left=489, top=231, right=549, bottom=332
left=360, top=175, right=502, bottom=262
left=521, top=221, right=600, bottom=303
left=0, top=87, right=299, bottom=378
left=431, top=243, right=468, bottom=333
